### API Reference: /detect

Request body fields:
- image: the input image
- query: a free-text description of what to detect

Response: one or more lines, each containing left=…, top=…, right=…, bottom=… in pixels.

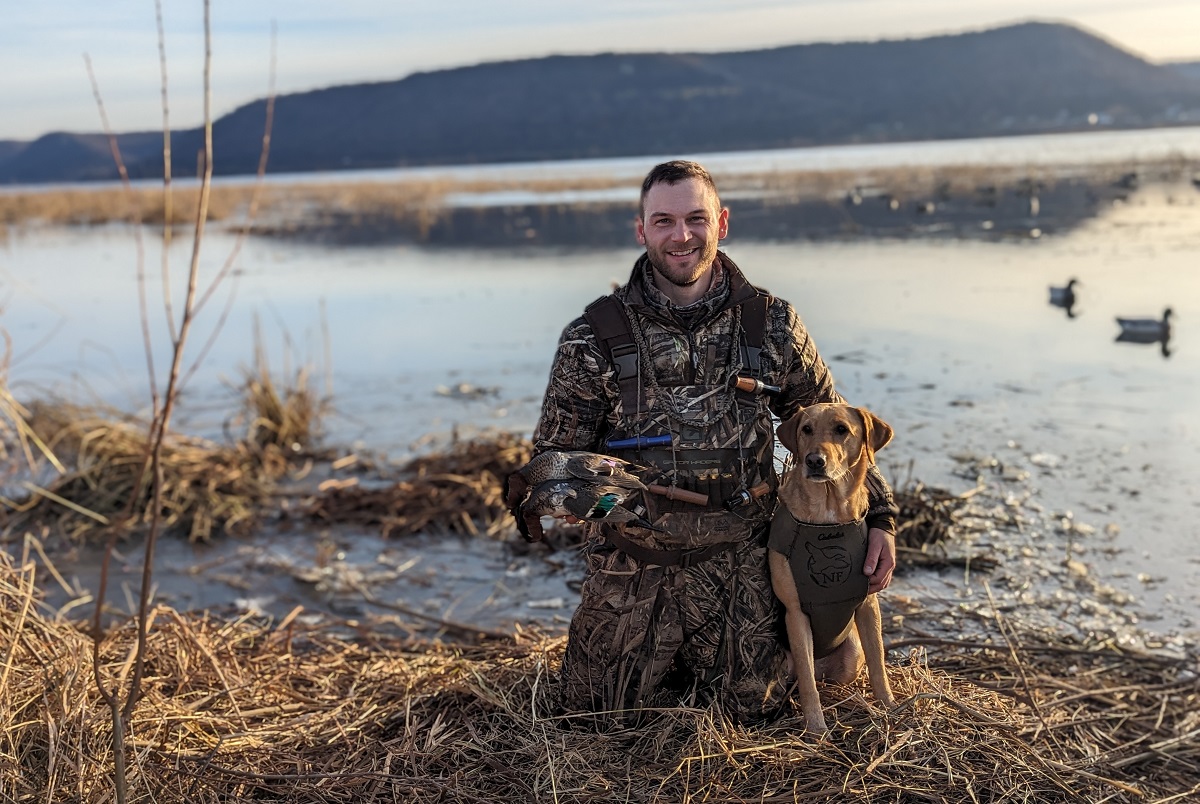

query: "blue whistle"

left=605, top=434, right=673, bottom=450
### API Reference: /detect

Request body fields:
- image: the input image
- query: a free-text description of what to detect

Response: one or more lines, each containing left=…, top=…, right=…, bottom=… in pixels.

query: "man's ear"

left=857, top=407, right=894, bottom=458
left=717, top=206, right=729, bottom=240
left=776, top=408, right=805, bottom=455
left=634, top=215, right=646, bottom=245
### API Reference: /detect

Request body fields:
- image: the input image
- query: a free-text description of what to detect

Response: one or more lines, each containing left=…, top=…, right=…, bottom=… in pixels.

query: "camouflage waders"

left=559, top=527, right=787, bottom=721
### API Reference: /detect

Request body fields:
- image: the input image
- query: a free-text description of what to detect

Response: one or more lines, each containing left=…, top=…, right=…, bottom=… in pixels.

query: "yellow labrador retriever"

left=770, top=403, right=896, bottom=735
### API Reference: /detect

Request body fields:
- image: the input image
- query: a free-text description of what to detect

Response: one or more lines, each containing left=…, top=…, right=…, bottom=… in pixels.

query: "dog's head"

left=777, top=403, right=893, bottom=483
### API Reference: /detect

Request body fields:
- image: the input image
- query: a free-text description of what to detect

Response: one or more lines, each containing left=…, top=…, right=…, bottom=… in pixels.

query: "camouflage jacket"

left=533, top=251, right=897, bottom=548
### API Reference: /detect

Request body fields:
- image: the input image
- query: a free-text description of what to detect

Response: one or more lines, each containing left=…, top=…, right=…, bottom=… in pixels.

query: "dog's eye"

left=835, top=423, right=850, bottom=435
left=800, top=424, right=813, bottom=435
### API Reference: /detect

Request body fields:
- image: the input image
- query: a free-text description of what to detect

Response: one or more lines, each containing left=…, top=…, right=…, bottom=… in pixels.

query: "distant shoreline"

left=2, top=156, right=1198, bottom=247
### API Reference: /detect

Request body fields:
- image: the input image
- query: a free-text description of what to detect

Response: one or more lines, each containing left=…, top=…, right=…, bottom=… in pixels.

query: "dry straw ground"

left=2, top=548, right=1198, bottom=803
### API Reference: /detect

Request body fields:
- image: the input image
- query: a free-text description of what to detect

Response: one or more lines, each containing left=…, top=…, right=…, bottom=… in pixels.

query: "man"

left=530, top=160, right=897, bottom=722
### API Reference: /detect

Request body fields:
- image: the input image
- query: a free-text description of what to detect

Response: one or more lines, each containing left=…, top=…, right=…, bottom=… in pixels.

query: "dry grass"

left=304, top=430, right=533, bottom=538
left=0, top=184, right=262, bottom=226
left=0, top=324, right=330, bottom=541
left=0, top=174, right=627, bottom=229
left=4, top=401, right=277, bottom=542
left=1, top=550, right=1197, bottom=803
left=234, top=329, right=330, bottom=459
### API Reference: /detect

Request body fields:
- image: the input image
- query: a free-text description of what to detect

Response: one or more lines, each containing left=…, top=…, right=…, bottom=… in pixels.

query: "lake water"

left=1, top=131, right=1199, bottom=641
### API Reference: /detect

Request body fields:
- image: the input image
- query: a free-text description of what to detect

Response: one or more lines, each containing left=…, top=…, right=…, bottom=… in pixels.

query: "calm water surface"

left=1, top=181, right=1198, bottom=633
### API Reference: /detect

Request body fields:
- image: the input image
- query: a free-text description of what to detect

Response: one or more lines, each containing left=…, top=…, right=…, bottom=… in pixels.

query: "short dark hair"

left=639, top=160, right=720, bottom=219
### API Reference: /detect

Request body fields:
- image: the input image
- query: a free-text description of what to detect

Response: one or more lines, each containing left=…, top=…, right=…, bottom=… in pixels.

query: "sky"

left=2, top=0, right=1199, bottom=142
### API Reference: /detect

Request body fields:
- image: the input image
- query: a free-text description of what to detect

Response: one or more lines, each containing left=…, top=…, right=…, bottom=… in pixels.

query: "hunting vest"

left=582, top=268, right=779, bottom=551
left=767, top=511, right=869, bottom=659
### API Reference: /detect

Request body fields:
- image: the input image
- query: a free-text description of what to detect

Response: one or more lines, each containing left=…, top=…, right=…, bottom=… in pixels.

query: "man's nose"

left=671, top=221, right=691, bottom=241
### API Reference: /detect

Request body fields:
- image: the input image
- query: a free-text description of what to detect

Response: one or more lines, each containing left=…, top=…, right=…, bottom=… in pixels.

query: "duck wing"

left=563, top=452, right=649, bottom=489
left=558, top=483, right=625, bottom=520
left=561, top=482, right=665, bottom=532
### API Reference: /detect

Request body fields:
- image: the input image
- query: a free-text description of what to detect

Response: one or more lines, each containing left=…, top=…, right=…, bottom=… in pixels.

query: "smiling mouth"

left=668, top=247, right=698, bottom=258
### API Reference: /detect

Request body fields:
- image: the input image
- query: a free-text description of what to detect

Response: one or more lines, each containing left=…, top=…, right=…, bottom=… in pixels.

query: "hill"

left=3, top=21, right=1200, bottom=185
left=1169, top=60, right=1200, bottom=80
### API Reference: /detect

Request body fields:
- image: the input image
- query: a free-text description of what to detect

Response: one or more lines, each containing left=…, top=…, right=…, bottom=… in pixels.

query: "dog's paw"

left=803, top=715, right=831, bottom=738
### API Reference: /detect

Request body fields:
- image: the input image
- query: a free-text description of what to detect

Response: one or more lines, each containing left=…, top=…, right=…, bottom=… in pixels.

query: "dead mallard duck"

left=503, top=449, right=648, bottom=511
left=515, top=478, right=660, bottom=542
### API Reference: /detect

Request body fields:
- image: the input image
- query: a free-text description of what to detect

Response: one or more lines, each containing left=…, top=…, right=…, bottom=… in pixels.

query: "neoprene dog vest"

left=767, top=510, right=869, bottom=659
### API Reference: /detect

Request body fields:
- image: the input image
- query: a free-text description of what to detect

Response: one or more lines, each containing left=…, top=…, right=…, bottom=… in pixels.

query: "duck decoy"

left=1049, top=278, right=1079, bottom=317
left=515, top=478, right=661, bottom=542
left=1115, top=307, right=1172, bottom=339
left=503, top=450, right=648, bottom=512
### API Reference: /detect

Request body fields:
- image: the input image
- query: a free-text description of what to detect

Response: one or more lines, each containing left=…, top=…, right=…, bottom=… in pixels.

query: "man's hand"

left=864, top=527, right=896, bottom=594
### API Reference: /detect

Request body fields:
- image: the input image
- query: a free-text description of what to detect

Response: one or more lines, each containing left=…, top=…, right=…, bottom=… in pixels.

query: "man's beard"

left=646, top=236, right=719, bottom=289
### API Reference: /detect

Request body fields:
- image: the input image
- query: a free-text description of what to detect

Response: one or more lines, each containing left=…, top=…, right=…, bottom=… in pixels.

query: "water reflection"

left=1115, top=328, right=1172, bottom=358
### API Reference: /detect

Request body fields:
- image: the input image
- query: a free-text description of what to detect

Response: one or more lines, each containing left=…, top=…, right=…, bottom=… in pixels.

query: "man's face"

left=636, top=178, right=729, bottom=290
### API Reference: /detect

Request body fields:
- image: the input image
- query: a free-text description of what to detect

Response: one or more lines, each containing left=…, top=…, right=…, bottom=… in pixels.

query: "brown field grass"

left=2, top=549, right=1197, bottom=803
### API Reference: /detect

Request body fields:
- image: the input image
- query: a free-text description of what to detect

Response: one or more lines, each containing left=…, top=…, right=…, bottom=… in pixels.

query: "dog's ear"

left=776, top=407, right=806, bottom=454
left=856, top=407, right=894, bottom=458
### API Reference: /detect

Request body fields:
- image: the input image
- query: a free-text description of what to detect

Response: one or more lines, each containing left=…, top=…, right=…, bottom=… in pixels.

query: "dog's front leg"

left=854, top=595, right=895, bottom=708
left=770, top=551, right=829, bottom=736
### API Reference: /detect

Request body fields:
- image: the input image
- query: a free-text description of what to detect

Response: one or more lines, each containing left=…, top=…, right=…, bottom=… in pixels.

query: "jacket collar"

left=618, top=250, right=762, bottom=327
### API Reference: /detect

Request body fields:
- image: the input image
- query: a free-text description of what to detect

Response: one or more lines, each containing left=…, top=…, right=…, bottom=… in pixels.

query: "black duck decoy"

left=1049, top=278, right=1079, bottom=317
left=1116, top=307, right=1171, bottom=340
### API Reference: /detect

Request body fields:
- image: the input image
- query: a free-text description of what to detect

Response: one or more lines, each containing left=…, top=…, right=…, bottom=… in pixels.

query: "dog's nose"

left=805, top=452, right=826, bottom=471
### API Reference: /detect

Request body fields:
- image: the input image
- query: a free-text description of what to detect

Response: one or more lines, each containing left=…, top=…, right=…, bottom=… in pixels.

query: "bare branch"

left=156, top=0, right=178, bottom=342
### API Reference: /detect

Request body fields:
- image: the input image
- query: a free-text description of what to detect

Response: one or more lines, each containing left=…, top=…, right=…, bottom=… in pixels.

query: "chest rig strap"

left=583, top=292, right=771, bottom=412
left=584, top=294, right=641, bottom=412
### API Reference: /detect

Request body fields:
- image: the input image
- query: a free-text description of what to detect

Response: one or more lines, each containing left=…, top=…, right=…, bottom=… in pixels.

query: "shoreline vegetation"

left=3, top=156, right=1199, bottom=247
